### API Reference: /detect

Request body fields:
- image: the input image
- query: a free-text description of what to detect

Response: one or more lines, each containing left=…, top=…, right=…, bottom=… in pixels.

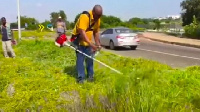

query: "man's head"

left=92, top=5, right=103, bottom=21
left=58, top=16, right=62, bottom=22
left=1, top=17, right=6, bottom=26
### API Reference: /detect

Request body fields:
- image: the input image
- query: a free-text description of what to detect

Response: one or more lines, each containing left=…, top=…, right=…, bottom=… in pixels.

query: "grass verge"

left=0, top=38, right=200, bottom=111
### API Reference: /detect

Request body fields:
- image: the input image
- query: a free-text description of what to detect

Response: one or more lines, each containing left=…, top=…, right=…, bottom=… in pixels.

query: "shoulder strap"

left=82, top=11, right=90, bottom=28
left=82, top=11, right=96, bottom=31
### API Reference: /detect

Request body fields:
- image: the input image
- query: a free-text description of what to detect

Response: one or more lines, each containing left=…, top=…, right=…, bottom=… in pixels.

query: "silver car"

left=100, top=27, right=140, bottom=50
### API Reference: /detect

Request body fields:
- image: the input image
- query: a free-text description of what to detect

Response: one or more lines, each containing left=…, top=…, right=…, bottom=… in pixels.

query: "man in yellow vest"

left=71, top=5, right=102, bottom=83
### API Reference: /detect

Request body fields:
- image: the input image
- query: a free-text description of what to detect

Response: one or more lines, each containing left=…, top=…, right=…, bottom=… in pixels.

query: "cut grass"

left=0, top=36, right=200, bottom=111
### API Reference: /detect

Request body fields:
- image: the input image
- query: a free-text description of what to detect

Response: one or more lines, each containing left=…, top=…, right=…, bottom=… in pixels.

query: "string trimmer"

left=55, top=33, right=123, bottom=74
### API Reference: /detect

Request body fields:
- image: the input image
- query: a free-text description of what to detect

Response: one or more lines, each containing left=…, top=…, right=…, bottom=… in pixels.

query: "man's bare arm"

left=78, top=29, right=97, bottom=51
left=94, top=31, right=101, bottom=46
left=78, top=29, right=93, bottom=46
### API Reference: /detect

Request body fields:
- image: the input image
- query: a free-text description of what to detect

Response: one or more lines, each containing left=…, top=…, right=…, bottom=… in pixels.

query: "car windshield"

left=115, top=29, right=134, bottom=33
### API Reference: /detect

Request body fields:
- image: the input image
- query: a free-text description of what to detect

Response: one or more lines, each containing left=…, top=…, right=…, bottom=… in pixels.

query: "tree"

left=101, top=15, right=122, bottom=28
left=59, top=10, right=67, bottom=21
left=74, top=13, right=81, bottom=24
left=41, top=20, right=51, bottom=30
left=69, top=22, right=75, bottom=30
left=129, top=18, right=143, bottom=25
left=184, top=15, right=200, bottom=38
left=153, top=19, right=161, bottom=30
left=180, top=0, right=200, bottom=26
left=10, top=22, right=18, bottom=29
left=142, top=19, right=150, bottom=24
left=50, top=10, right=67, bottom=27
left=17, top=16, right=39, bottom=30
left=73, top=14, right=124, bottom=29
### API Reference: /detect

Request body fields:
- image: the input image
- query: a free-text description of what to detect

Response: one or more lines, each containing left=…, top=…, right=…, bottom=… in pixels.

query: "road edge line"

left=142, top=36, right=200, bottom=49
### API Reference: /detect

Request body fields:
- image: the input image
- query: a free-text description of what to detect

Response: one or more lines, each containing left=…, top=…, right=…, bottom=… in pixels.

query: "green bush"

left=184, top=16, right=200, bottom=39
left=131, top=27, right=146, bottom=32
left=184, top=25, right=200, bottom=39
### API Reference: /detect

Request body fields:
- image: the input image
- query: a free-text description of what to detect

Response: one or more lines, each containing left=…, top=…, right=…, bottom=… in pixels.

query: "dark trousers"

left=76, top=45, right=94, bottom=81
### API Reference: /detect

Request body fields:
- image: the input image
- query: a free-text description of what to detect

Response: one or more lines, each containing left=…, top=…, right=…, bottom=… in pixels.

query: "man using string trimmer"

left=69, top=5, right=103, bottom=83
left=55, top=5, right=122, bottom=83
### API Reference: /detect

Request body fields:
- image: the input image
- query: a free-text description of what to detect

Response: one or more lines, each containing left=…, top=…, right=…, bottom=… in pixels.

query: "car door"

left=100, top=30, right=108, bottom=46
left=104, top=29, right=114, bottom=46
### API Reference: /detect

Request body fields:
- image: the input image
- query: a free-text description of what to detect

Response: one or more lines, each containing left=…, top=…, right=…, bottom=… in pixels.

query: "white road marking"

left=142, top=38, right=200, bottom=51
left=138, top=48, right=200, bottom=61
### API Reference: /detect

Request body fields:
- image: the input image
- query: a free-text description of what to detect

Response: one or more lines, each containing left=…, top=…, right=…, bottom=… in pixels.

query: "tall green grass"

left=0, top=39, right=200, bottom=111
left=13, top=31, right=56, bottom=40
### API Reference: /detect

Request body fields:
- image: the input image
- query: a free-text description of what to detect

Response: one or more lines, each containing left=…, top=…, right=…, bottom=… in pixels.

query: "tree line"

left=9, top=10, right=178, bottom=32
left=6, top=0, right=200, bottom=39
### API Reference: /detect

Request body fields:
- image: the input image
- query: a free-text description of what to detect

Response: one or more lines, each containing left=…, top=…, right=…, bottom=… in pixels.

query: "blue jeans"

left=76, top=45, right=94, bottom=81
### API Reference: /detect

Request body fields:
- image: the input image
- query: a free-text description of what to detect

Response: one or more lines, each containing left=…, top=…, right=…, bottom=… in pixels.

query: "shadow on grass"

left=64, top=65, right=78, bottom=79
left=1, top=51, right=13, bottom=57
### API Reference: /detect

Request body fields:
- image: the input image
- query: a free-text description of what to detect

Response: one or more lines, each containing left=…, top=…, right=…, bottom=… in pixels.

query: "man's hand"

left=78, top=29, right=97, bottom=51
left=96, top=45, right=102, bottom=51
left=90, top=43, right=98, bottom=52
left=94, top=31, right=101, bottom=48
left=79, top=29, right=91, bottom=44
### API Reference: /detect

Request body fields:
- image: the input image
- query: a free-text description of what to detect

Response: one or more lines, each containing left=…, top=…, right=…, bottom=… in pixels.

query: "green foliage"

left=130, top=27, right=146, bottom=32
left=19, top=16, right=39, bottom=30
left=12, top=31, right=55, bottom=40
left=184, top=15, right=200, bottom=39
left=0, top=31, right=200, bottom=111
left=50, top=10, right=67, bottom=28
left=10, top=22, right=18, bottom=29
left=101, top=15, right=122, bottom=27
left=129, top=17, right=145, bottom=25
left=180, top=0, right=200, bottom=26
left=153, top=19, right=161, bottom=30
left=41, top=20, right=51, bottom=30
left=74, top=13, right=82, bottom=24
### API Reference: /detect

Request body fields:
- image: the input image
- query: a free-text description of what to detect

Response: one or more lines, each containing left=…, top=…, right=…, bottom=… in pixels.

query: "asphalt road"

left=103, top=38, right=200, bottom=68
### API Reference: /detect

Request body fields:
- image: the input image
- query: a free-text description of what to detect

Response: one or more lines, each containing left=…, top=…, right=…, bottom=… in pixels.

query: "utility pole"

left=17, top=0, right=21, bottom=41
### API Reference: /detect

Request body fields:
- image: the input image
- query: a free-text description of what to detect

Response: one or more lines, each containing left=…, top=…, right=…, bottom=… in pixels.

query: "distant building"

left=152, top=15, right=181, bottom=20
left=167, top=15, right=181, bottom=20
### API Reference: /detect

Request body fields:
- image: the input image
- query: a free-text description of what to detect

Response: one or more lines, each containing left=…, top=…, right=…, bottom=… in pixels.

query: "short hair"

left=93, top=5, right=102, bottom=12
left=1, top=17, right=6, bottom=21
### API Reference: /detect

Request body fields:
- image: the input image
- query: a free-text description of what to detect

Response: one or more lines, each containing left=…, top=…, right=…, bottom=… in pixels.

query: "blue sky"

left=1, top=0, right=183, bottom=23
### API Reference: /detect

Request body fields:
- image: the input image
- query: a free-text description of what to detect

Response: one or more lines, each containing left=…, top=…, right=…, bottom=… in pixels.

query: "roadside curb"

left=142, top=36, right=200, bottom=49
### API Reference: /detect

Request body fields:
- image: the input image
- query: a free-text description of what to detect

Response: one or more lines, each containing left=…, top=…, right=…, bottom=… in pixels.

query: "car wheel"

left=109, top=41, right=115, bottom=50
left=130, top=46, right=137, bottom=50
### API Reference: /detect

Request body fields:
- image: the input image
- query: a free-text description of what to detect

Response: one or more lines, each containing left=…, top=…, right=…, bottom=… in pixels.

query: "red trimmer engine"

left=55, top=33, right=67, bottom=47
